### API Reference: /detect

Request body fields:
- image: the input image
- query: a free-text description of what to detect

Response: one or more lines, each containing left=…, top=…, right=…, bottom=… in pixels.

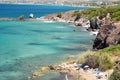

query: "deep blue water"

left=0, top=4, right=94, bottom=80
left=0, top=4, right=88, bottom=18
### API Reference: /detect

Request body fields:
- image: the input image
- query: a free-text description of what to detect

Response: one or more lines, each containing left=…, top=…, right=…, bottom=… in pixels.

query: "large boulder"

left=90, top=18, right=100, bottom=29
left=18, top=15, right=24, bottom=20
left=89, top=13, right=112, bottom=30
left=93, top=22, right=120, bottom=50
left=29, top=13, right=34, bottom=18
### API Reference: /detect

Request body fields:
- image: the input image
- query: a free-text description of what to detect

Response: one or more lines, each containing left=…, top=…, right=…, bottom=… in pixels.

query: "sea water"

left=0, top=4, right=88, bottom=18
left=0, top=4, right=95, bottom=80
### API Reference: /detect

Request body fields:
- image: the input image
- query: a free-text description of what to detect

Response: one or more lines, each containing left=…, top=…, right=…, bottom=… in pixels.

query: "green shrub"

left=109, top=69, right=120, bottom=80
left=72, top=10, right=81, bottom=17
left=84, top=54, right=98, bottom=68
left=77, top=45, right=120, bottom=71
left=77, top=51, right=93, bottom=64
left=97, top=44, right=120, bottom=56
left=96, top=53, right=114, bottom=71
left=77, top=52, right=114, bottom=71
left=79, top=6, right=120, bottom=21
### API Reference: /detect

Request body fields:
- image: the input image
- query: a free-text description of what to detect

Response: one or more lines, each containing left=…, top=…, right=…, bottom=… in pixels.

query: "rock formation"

left=18, top=15, right=25, bottom=20
left=89, top=18, right=99, bottom=29
left=88, top=13, right=112, bottom=30
left=29, top=13, right=34, bottom=18
left=93, top=22, right=120, bottom=50
left=42, top=10, right=76, bottom=22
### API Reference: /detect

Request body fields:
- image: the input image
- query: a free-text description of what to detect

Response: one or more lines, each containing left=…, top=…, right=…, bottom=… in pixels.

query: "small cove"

left=0, top=4, right=95, bottom=80
left=0, top=20, right=95, bottom=80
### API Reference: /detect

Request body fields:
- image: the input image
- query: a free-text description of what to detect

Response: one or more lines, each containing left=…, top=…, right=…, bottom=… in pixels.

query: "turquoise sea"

left=0, top=4, right=95, bottom=80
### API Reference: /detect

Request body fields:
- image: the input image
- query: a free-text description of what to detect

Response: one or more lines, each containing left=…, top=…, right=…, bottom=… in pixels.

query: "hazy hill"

left=0, top=0, right=119, bottom=5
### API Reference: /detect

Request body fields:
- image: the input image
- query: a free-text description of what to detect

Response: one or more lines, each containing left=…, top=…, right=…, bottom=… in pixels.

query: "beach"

left=31, top=61, right=114, bottom=80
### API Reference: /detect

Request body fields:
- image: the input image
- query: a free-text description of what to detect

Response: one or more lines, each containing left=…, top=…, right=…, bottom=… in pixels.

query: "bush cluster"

left=77, top=44, right=120, bottom=71
left=72, top=6, right=120, bottom=21
left=109, top=69, right=120, bottom=80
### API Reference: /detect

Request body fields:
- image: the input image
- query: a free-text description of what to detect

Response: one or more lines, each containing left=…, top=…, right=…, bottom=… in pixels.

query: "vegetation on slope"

left=72, top=6, right=120, bottom=21
left=109, top=68, right=120, bottom=80
left=76, top=44, right=120, bottom=71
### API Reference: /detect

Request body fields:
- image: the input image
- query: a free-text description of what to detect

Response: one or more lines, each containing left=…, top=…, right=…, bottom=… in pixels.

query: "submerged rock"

left=32, top=72, right=44, bottom=78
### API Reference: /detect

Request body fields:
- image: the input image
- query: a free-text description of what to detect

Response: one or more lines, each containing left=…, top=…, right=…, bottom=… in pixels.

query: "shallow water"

left=0, top=20, right=95, bottom=80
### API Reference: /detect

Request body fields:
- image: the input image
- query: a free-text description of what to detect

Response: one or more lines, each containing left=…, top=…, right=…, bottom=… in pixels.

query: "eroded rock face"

left=90, top=18, right=100, bottom=29
left=93, top=22, right=120, bottom=50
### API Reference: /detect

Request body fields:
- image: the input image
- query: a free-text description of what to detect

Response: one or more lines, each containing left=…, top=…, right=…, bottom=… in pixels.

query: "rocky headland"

left=40, top=10, right=89, bottom=27
left=1, top=6, right=120, bottom=80
left=40, top=6, right=120, bottom=51
left=31, top=6, right=120, bottom=80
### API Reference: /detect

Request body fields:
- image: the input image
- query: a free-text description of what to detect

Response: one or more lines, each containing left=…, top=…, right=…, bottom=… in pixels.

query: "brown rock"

left=75, top=23, right=82, bottom=26
left=18, top=15, right=24, bottom=20
left=93, top=22, right=120, bottom=50
left=41, top=66, right=50, bottom=72
left=32, top=72, right=44, bottom=78
left=41, top=10, right=76, bottom=22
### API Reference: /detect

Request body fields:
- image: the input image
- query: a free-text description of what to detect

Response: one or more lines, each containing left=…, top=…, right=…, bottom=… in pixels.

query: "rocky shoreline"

left=39, top=10, right=120, bottom=50
left=30, top=56, right=114, bottom=80
left=29, top=44, right=120, bottom=80
left=1, top=9, right=120, bottom=80
left=31, top=8, right=120, bottom=80
left=39, top=10, right=90, bottom=28
left=2, top=10, right=120, bottom=50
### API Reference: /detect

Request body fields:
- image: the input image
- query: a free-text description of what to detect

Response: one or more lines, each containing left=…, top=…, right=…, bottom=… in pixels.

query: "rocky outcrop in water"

left=29, top=13, right=34, bottom=18
left=18, top=15, right=25, bottom=20
left=93, top=22, right=120, bottom=50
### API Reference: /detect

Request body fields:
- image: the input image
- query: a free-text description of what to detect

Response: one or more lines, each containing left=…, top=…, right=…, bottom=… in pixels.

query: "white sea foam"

left=90, top=31, right=98, bottom=36
left=43, top=21, right=56, bottom=23
left=56, top=27, right=65, bottom=28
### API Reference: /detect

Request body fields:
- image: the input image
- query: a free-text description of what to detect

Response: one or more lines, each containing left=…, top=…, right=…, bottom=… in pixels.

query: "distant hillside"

left=43, top=6, right=120, bottom=21
left=66, top=6, right=120, bottom=21
left=0, top=0, right=119, bottom=6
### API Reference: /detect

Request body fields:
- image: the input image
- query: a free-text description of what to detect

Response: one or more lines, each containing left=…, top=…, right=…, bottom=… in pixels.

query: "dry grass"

left=75, top=45, right=120, bottom=71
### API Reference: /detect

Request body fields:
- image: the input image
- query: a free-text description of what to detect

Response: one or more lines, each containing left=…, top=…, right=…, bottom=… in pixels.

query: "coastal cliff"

left=41, top=6, right=120, bottom=50
left=31, top=6, right=120, bottom=80
left=93, top=22, right=120, bottom=50
left=40, top=6, right=120, bottom=24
